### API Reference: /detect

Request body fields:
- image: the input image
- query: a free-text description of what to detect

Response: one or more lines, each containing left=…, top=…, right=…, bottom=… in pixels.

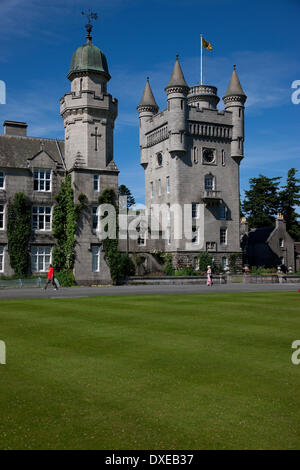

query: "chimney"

left=276, top=213, right=286, bottom=229
left=3, top=121, right=27, bottom=137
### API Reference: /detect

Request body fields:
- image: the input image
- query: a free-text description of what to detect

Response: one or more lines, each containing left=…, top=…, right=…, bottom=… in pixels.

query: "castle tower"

left=60, top=19, right=119, bottom=284
left=137, top=55, right=247, bottom=270
left=60, top=22, right=118, bottom=171
left=222, top=65, right=247, bottom=164
left=164, top=56, right=189, bottom=154
left=137, top=78, right=159, bottom=165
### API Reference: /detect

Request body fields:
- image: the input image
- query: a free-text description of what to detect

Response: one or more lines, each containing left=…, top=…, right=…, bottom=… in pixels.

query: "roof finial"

left=176, top=53, right=179, bottom=61
left=81, top=9, right=98, bottom=43
left=233, top=64, right=236, bottom=70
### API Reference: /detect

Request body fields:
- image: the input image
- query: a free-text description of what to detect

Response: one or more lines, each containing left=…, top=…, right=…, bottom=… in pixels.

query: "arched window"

left=157, top=153, right=163, bottom=166
left=205, top=174, right=215, bottom=190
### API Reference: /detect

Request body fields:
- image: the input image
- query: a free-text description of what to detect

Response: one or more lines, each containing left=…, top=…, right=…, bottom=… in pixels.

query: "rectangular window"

left=192, top=203, right=199, bottom=219
left=0, top=204, right=4, bottom=230
left=167, top=203, right=171, bottom=225
left=221, top=257, right=228, bottom=270
left=31, top=246, right=52, bottom=273
left=279, top=238, right=284, bottom=248
left=92, top=245, right=100, bottom=272
left=137, top=235, right=145, bottom=246
left=92, top=206, right=98, bottom=231
left=167, top=228, right=171, bottom=245
left=94, top=174, right=100, bottom=192
left=192, top=227, right=199, bottom=245
left=166, top=176, right=170, bottom=194
left=220, top=228, right=227, bottom=245
left=0, top=246, right=4, bottom=272
left=205, top=175, right=214, bottom=191
left=219, top=204, right=227, bottom=220
left=0, top=171, right=5, bottom=189
left=32, top=206, right=52, bottom=231
left=150, top=182, right=154, bottom=198
left=34, top=169, right=51, bottom=192
left=222, top=150, right=225, bottom=166
left=158, top=179, right=161, bottom=196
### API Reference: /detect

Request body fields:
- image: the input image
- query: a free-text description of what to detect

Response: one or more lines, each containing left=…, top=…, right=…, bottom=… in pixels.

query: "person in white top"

left=207, top=265, right=212, bottom=286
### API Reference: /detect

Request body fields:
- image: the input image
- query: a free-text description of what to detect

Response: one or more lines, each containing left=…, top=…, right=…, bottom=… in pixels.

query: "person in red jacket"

left=44, top=264, right=59, bottom=290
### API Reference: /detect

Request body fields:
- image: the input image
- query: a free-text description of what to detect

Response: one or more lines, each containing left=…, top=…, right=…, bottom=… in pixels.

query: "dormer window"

left=34, top=169, right=51, bottom=192
left=279, top=238, right=284, bottom=248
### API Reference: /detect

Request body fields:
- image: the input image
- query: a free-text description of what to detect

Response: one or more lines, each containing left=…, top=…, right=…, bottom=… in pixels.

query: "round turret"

left=187, top=85, right=220, bottom=109
left=165, top=56, right=189, bottom=154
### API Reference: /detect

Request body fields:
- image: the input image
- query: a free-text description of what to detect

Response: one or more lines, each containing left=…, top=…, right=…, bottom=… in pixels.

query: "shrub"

left=55, top=270, right=76, bottom=287
left=163, top=254, right=175, bottom=276
left=229, top=254, right=239, bottom=274
left=175, top=266, right=197, bottom=276
left=198, top=252, right=213, bottom=272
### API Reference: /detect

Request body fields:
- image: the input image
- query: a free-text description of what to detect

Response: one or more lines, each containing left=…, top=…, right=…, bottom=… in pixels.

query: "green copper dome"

left=68, top=42, right=110, bottom=80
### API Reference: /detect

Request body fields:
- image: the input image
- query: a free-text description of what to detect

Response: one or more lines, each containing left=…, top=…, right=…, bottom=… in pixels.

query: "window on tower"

left=94, top=174, right=100, bottom=192
left=157, top=153, right=163, bottom=167
left=202, top=148, right=216, bottom=164
left=205, top=174, right=215, bottom=191
left=220, top=228, right=227, bottom=245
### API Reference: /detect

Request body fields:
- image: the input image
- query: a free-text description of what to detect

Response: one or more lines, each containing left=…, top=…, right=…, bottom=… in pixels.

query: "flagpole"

left=200, top=34, right=203, bottom=85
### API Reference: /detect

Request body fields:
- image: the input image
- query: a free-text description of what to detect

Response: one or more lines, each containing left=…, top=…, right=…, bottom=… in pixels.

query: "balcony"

left=202, top=190, right=222, bottom=203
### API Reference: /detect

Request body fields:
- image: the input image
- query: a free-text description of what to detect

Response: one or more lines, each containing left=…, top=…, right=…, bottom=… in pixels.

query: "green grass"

left=0, top=292, right=300, bottom=449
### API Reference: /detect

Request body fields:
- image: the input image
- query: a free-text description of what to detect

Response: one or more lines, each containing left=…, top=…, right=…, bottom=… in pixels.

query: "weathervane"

left=81, top=9, right=98, bottom=42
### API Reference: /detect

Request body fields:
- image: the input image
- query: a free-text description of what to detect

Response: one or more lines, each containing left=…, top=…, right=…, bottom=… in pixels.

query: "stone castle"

left=0, top=23, right=261, bottom=282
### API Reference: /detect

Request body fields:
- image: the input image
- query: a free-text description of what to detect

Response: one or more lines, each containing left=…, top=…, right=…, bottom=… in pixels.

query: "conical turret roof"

left=165, top=55, right=189, bottom=89
left=137, top=78, right=159, bottom=111
left=223, top=65, right=246, bottom=99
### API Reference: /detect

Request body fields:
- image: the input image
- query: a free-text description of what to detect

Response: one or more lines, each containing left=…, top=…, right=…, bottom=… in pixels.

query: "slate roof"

left=247, top=227, right=274, bottom=244
left=223, top=66, right=246, bottom=99
left=138, top=78, right=159, bottom=111
left=0, top=135, right=65, bottom=169
left=166, top=57, right=189, bottom=89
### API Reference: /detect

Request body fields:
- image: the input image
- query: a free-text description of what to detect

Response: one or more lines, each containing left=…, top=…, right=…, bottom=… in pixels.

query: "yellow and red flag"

left=202, top=38, right=212, bottom=51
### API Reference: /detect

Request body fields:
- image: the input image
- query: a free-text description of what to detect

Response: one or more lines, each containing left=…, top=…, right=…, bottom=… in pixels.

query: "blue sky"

left=0, top=0, right=300, bottom=206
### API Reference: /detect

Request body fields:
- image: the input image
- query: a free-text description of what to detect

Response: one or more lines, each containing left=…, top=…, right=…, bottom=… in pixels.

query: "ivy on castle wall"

left=98, top=188, right=135, bottom=285
left=52, top=174, right=87, bottom=272
left=7, top=193, right=32, bottom=277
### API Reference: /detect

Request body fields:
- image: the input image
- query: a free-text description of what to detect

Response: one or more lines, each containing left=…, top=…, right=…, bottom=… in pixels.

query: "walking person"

left=44, top=264, right=59, bottom=290
left=207, top=265, right=212, bottom=286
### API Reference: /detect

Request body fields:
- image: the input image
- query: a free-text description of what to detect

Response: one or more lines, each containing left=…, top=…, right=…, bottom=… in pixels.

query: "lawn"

left=0, top=292, right=299, bottom=450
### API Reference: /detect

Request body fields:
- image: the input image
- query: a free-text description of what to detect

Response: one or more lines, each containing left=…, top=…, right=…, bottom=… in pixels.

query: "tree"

left=119, top=184, right=135, bottom=210
left=7, top=193, right=32, bottom=277
left=242, top=175, right=281, bottom=228
left=279, top=168, right=300, bottom=241
left=98, top=188, right=135, bottom=284
left=52, top=175, right=87, bottom=272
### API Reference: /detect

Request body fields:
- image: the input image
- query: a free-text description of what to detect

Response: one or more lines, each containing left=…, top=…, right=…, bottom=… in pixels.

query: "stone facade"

left=241, top=214, right=296, bottom=271
left=0, top=27, right=119, bottom=283
left=136, top=59, right=246, bottom=270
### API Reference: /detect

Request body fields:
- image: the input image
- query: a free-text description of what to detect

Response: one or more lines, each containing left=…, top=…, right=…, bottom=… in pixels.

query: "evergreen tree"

left=119, top=184, right=135, bottom=210
left=242, top=175, right=281, bottom=228
left=279, top=168, right=300, bottom=241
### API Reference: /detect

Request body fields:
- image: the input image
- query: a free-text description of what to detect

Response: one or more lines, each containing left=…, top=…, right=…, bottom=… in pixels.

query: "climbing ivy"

left=52, top=174, right=87, bottom=272
left=98, top=188, right=135, bottom=284
left=7, top=193, right=32, bottom=277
